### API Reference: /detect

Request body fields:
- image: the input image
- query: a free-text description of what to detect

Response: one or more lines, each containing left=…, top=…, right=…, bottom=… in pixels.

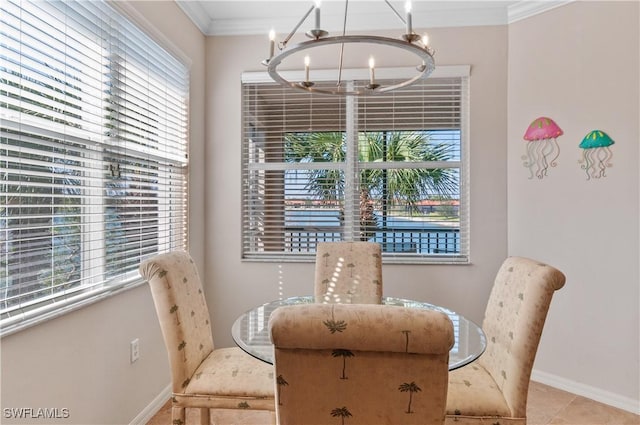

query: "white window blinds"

left=241, top=67, right=469, bottom=263
left=1, top=0, right=189, bottom=334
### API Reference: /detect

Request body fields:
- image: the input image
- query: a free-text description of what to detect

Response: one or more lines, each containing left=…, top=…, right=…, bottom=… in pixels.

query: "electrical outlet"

left=130, top=338, right=140, bottom=363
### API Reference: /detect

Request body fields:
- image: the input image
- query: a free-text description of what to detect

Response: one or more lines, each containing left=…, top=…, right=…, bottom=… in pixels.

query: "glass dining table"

left=231, top=296, right=486, bottom=370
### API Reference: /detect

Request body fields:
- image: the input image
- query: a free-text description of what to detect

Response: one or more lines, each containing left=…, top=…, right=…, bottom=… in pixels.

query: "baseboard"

left=531, top=369, right=640, bottom=415
left=129, top=383, right=172, bottom=425
left=132, top=373, right=640, bottom=421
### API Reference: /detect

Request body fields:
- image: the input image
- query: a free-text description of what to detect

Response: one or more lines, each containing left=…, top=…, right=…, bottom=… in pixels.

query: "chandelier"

left=262, top=0, right=435, bottom=96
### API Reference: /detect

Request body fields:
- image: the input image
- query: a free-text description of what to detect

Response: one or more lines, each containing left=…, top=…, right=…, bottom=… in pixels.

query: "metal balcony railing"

left=284, top=226, right=460, bottom=254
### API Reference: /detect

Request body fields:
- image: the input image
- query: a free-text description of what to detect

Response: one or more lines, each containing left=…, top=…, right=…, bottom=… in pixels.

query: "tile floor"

left=146, top=381, right=639, bottom=424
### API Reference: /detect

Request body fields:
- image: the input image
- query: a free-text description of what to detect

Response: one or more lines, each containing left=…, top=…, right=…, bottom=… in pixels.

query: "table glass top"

left=231, top=296, right=486, bottom=370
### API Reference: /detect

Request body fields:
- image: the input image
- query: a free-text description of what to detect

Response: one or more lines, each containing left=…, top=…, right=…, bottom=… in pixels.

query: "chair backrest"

left=478, top=256, right=566, bottom=416
left=314, top=241, right=383, bottom=304
left=139, top=251, right=214, bottom=393
left=270, top=303, right=454, bottom=425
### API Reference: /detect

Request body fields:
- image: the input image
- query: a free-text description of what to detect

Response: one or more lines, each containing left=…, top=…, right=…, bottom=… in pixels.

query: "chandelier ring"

left=266, top=35, right=435, bottom=96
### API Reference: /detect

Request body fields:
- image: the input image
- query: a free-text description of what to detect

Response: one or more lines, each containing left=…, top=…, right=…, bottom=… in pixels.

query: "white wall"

left=0, top=2, right=206, bottom=424
left=204, top=25, right=509, bottom=347
left=507, top=1, right=639, bottom=412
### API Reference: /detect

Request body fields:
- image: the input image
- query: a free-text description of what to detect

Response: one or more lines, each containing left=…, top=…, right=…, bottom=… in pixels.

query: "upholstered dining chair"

left=314, top=241, right=383, bottom=304
left=269, top=303, right=454, bottom=425
left=139, top=251, right=275, bottom=425
left=445, top=256, right=566, bottom=424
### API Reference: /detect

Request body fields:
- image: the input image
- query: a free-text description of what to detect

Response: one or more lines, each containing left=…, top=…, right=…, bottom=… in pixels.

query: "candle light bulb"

left=304, top=55, right=310, bottom=82
left=268, top=29, right=276, bottom=58
left=368, top=56, right=375, bottom=85
left=314, top=0, right=321, bottom=30
left=405, top=0, right=413, bottom=34
left=422, top=33, right=429, bottom=47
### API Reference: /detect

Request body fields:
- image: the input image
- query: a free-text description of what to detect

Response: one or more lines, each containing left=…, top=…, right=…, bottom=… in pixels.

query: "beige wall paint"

left=205, top=25, right=508, bottom=348
left=508, top=1, right=639, bottom=409
left=1, top=286, right=167, bottom=424
left=0, top=2, right=206, bottom=424
left=4, top=1, right=636, bottom=421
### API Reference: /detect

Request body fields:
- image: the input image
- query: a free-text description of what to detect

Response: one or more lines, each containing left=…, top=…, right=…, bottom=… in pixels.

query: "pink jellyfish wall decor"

left=578, top=130, right=614, bottom=180
left=522, top=117, right=563, bottom=179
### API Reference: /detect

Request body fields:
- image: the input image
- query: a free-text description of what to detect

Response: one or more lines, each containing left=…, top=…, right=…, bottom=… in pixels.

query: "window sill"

left=241, top=254, right=470, bottom=265
left=0, top=277, right=146, bottom=338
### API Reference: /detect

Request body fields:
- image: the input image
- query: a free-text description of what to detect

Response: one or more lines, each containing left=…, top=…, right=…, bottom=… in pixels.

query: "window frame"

left=0, top=0, right=190, bottom=336
left=241, top=65, right=470, bottom=264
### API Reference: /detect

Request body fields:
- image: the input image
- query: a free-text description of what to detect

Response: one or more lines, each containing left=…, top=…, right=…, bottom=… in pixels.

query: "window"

left=1, top=0, right=189, bottom=335
left=241, top=67, right=469, bottom=263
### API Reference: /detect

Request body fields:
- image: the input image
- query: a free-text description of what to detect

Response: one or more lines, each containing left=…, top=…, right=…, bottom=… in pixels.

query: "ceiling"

left=176, top=1, right=572, bottom=36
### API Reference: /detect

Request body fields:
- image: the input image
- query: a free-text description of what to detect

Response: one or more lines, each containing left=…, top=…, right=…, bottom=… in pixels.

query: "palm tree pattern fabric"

left=270, top=303, right=454, bottom=424
left=444, top=257, right=566, bottom=424
left=314, top=242, right=383, bottom=304
left=139, top=251, right=275, bottom=425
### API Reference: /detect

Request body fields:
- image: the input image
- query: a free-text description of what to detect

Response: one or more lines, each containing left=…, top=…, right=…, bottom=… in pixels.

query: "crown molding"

left=507, top=0, right=574, bottom=23
left=177, top=1, right=513, bottom=37
left=208, top=8, right=509, bottom=36
left=177, top=1, right=576, bottom=37
left=175, top=0, right=212, bottom=35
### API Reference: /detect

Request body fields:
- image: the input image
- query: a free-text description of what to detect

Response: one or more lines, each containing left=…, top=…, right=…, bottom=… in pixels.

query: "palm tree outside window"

left=241, top=68, right=469, bottom=264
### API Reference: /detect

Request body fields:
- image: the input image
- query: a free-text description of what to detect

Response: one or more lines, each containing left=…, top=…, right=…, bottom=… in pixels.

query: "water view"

left=284, top=208, right=460, bottom=254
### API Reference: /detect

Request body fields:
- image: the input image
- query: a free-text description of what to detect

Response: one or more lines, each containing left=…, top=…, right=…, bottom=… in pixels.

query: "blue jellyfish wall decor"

left=522, top=117, right=563, bottom=179
left=578, top=130, right=614, bottom=180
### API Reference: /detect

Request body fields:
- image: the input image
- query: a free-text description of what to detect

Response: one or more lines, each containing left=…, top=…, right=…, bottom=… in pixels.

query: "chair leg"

left=199, top=407, right=210, bottom=425
left=171, top=406, right=186, bottom=425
